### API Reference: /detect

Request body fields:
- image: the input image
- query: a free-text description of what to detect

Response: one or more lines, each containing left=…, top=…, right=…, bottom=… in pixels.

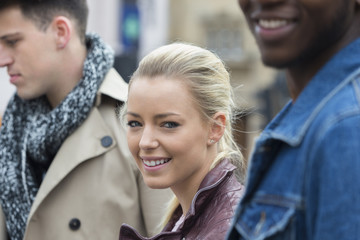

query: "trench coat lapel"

left=27, top=107, right=116, bottom=220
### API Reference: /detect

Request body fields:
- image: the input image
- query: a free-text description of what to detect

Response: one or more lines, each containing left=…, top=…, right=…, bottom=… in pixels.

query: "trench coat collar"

left=96, top=68, right=128, bottom=106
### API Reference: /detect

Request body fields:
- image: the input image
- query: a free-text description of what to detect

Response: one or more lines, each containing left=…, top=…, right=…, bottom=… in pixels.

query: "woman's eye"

left=127, top=121, right=142, bottom=128
left=162, top=122, right=179, bottom=128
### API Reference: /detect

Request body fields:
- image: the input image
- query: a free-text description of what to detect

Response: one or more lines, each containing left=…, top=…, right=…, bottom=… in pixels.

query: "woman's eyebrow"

left=126, top=112, right=180, bottom=119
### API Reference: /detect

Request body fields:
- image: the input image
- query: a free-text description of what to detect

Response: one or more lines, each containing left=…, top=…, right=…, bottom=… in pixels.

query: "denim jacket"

left=227, top=37, right=360, bottom=240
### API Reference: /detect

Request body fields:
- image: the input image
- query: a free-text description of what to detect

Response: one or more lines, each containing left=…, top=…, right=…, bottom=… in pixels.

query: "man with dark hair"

left=227, top=0, right=360, bottom=239
left=0, top=1, right=172, bottom=239
left=0, top=0, right=89, bottom=43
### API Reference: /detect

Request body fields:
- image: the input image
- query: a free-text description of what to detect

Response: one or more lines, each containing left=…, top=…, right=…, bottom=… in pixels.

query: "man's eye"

left=127, top=121, right=141, bottom=128
left=162, top=122, right=179, bottom=128
left=6, top=39, right=18, bottom=47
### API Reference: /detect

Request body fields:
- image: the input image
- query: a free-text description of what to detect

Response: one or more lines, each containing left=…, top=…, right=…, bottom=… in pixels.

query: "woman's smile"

left=141, top=157, right=172, bottom=167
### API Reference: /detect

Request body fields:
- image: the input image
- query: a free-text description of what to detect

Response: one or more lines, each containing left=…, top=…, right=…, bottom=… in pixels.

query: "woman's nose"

left=139, top=127, right=159, bottom=150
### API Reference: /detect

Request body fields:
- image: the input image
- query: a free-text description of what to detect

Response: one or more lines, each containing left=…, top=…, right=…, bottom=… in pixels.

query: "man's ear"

left=207, top=112, right=226, bottom=145
left=50, top=16, right=72, bottom=49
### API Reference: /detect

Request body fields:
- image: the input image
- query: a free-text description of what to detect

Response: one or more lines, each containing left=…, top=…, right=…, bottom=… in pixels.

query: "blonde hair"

left=121, top=42, right=246, bottom=227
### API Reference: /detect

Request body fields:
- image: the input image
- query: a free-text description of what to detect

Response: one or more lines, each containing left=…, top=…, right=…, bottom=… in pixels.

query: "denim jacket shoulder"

left=228, top=37, right=360, bottom=240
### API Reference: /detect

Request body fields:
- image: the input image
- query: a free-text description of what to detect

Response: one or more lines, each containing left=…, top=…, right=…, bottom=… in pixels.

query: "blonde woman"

left=119, top=43, right=246, bottom=240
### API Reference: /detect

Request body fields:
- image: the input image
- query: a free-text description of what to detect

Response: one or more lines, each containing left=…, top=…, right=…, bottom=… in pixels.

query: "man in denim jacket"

left=227, top=0, right=360, bottom=239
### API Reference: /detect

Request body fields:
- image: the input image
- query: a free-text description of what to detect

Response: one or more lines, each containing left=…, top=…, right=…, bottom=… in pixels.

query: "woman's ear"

left=50, top=16, right=72, bottom=49
left=208, top=112, right=226, bottom=145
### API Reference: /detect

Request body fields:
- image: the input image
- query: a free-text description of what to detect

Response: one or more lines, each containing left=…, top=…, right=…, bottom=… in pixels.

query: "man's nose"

left=0, top=46, right=13, bottom=67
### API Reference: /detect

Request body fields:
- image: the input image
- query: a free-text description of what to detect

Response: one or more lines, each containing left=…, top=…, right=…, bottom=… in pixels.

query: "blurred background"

left=0, top=0, right=290, bottom=161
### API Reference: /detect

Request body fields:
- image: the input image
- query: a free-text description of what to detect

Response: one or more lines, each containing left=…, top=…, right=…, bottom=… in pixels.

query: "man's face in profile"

left=0, top=6, right=59, bottom=100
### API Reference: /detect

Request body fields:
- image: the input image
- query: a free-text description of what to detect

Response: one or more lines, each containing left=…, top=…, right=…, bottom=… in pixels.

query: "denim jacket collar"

left=262, top=37, right=360, bottom=146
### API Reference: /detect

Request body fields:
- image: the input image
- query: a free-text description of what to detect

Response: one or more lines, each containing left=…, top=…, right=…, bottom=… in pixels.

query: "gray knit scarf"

left=0, top=33, right=114, bottom=240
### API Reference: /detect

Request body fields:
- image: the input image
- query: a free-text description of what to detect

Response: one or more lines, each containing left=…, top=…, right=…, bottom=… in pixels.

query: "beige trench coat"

left=0, top=69, right=173, bottom=240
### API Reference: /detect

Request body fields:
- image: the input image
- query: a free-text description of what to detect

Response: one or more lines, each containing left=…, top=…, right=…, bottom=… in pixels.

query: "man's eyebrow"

left=0, top=32, right=21, bottom=40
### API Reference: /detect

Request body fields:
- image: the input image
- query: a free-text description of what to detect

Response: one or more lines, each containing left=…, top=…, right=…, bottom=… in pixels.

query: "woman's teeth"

left=143, top=159, right=170, bottom=167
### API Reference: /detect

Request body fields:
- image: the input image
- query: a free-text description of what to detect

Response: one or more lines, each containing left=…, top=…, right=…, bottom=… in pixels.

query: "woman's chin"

left=144, top=179, right=170, bottom=189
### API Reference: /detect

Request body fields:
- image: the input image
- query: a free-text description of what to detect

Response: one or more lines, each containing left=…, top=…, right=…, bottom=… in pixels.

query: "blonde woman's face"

left=126, top=76, right=213, bottom=194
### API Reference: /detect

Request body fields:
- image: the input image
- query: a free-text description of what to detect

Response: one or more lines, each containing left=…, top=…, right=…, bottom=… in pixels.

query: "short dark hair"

left=0, top=0, right=88, bottom=44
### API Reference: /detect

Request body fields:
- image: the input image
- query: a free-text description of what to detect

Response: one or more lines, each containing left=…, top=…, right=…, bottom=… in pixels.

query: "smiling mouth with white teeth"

left=143, top=158, right=171, bottom=167
left=258, top=19, right=290, bottom=29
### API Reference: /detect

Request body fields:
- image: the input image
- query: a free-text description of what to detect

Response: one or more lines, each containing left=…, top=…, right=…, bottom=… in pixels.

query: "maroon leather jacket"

left=119, top=159, right=245, bottom=240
